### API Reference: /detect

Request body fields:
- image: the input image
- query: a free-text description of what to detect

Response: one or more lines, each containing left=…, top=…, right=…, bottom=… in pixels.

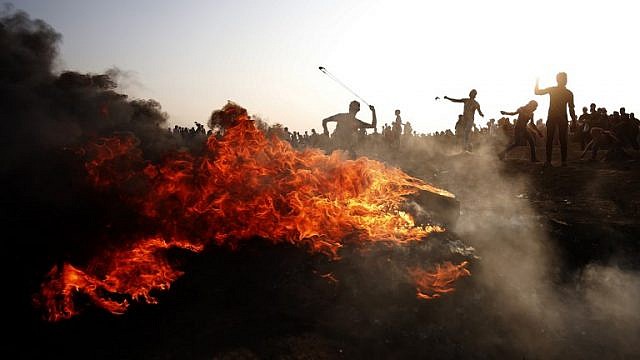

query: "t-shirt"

left=515, top=106, right=534, bottom=129
left=462, top=99, right=481, bottom=123
left=540, top=86, right=574, bottom=120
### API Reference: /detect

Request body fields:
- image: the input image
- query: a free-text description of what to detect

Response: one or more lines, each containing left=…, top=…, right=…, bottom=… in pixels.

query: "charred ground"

left=12, top=146, right=640, bottom=360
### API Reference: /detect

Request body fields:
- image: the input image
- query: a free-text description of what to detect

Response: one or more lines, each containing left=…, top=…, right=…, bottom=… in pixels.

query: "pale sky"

left=13, top=0, right=639, bottom=134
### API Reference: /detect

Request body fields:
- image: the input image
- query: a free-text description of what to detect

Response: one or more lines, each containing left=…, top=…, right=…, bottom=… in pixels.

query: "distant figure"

left=535, top=72, right=577, bottom=166
left=581, top=128, right=621, bottom=161
left=575, top=106, right=590, bottom=150
left=454, top=115, right=464, bottom=146
left=578, top=103, right=597, bottom=150
left=497, top=100, right=543, bottom=162
left=444, top=89, right=484, bottom=151
left=612, top=110, right=640, bottom=151
left=631, top=113, right=640, bottom=150
left=309, top=128, right=320, bottom=147
left=488, top=118, right=498, bottom=136
left=322, top=100, right=377, bottom=156
left=392, top=109, right=402, bottom=149
left=403, top=121, right=413, bottom=137
left=283, top=127, right=292, bottom=142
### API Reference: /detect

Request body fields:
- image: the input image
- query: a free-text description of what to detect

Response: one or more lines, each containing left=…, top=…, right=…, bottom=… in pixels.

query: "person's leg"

left=463, top=127, right=470, bottom=151
left=591, top=134, right=600, bottom=160
left=581, top=139, right=593, bottom=159
left=546, top=119, right=557, bottom=164
left=591, top=142, right=599, bottom=160
left=559, top=120, right=568, bottom=164
left=347, top=136, right=357, bottom=159
left=499, top=143, right=517, bottom=159
left=527, top=133, right=537, bottom=161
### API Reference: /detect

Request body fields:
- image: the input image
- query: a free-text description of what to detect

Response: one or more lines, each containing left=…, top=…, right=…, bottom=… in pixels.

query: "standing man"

left=535, top=72, right=577, bottom=166
left=444, top=89, right=484, bottom=151
left=391, top=109, right=402, bottom=150
left=322, top=100, right=377, bottom=157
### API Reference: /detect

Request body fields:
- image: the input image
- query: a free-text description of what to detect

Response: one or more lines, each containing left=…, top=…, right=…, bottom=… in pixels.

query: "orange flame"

left=36, top=103, right=464, bottom=321
left=35, top=237, right=203, bottom=321
left=408, top=261, right=471, bottom=300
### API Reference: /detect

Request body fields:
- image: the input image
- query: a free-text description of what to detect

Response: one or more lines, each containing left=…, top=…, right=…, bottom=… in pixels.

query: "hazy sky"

left=13, top=0, right=639, bottom=133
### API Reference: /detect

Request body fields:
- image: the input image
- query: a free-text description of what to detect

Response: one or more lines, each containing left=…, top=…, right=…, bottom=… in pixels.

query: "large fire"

left=35, top=103, right=469, bottom=321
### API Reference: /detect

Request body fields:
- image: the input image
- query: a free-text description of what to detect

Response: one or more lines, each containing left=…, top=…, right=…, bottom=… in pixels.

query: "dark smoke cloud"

left=0, top=8, right=180, bottom=310
left=0, top=8, right=178, bottom=171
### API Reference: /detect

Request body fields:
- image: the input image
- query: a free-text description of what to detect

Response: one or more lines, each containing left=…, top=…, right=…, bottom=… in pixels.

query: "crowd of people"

left=168, top=72, right=640, bottom=166
left=171, top=122, right=211, bottom=139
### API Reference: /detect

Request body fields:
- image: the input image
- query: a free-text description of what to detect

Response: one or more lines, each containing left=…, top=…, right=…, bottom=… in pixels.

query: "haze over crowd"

left=12, top=0, right=640, bottom=134
left=3, top=6, right=640, bottom=359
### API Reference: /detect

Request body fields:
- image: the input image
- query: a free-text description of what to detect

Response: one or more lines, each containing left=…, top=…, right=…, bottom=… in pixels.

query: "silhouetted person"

left=631, top=113, right=640, bottom=150
left=620, top=107, right=628, bottom=121
left=580, top=103, right=598, bottom=150
left=403, top=121, right=413, bottom=137
left=576, top=106, right=591, bottom=150
left=535, top=72, right=576, bottom=166
left=444, top=89, right=484, bottom=151
left=488, top=118, right=498, bottom=136
left=322, top=100, right=377, bottom=157
left=454, top=115, right=464, bottom=147
left=391, top=109, right=402, bottom=149
left=497, top=100, right=543, bottom=162
left=581, top=127, right=621, bottom=161
left=612, top=110, right=640, bottom=151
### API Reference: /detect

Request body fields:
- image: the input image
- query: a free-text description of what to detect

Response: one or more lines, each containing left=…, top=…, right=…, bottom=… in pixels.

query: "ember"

left=409, top=261, right=471, bottom=299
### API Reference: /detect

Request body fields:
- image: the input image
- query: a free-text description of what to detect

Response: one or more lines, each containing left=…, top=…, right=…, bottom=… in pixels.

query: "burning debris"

left=0, top=10, right=470, bottom=323
left=34, top=102, right=471, bottom=321
left=409, top=261, right=471, bottom=299
left=6, top=10, right=640, bottom=359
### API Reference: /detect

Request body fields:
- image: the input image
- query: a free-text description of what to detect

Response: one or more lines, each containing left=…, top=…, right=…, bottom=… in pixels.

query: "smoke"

left=3, top=7, right=639, bottom=359
left=104, top=66, right=146, bottom=93
left=379, top=142, right=640, bottom=358
left=304, top=131, right=639, bottom=358
left=1, top=8, right=182, bottom=323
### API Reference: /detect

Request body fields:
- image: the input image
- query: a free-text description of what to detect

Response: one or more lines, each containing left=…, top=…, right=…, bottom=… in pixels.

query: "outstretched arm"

left=568, top=92, right=577, bottom=122
left=477, top=103, right=484, bottom=117
left=357, top=105, right=378, bottom=130
left=606, top=130, right=620, bottom=143
left=577, top=114, right=586, bottom=125
left=534, top=78, right=550, bottom=95
left=580, top=140, right=594, bottom=159
left=444, top=96, right=464, bottom=103
left=370, top=105, right=377, bottom=130
left=322, top=115, right=337, bottom=135
left=529, top=117, right=544, bottom=137
left=500, top=110, right=518, bottom=116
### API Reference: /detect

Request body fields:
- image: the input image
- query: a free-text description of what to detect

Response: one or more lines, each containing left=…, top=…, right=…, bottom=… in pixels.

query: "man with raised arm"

left=535, top=72, right=577, bottom=166
left=322, top=100, right=376, bottom=157
left=444, top=89, right=484, bottom=152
